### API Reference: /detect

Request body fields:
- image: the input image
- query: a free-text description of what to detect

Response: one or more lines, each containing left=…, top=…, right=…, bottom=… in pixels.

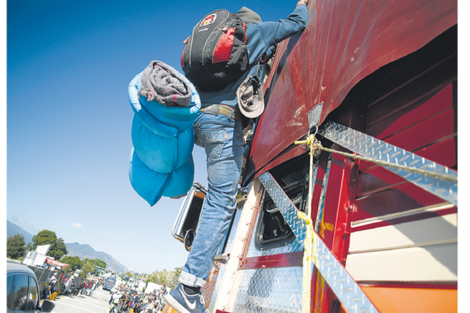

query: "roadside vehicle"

left=168, top=0, right=457, bottom=312
left=7, top=259, right=55, bottom=312
left=104, top=276, right=117, bottom=291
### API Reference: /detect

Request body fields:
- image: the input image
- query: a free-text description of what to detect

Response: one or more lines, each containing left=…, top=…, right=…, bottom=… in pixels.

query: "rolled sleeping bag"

left=127, top=64, right=200, bottom=206
left=129, top=149, right=195, bottom=206
left=131, top=115, right=194, bottom=173
left=129, top=72, right=201, bottom=132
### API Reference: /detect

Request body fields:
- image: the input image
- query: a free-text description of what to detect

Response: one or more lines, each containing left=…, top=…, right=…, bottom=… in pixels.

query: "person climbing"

left=164, top=1, right=309, bottom=313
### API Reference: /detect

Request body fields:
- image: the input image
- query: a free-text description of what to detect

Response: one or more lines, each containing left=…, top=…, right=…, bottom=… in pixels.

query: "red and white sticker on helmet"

left=201, top=14, right=217, bottom=26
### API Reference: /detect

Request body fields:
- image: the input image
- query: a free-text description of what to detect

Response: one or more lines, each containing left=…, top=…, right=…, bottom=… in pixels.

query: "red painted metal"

left=414, top=138, right=456, bottom=168
left=310, top=267, right=345, bottom=313
left=318, top=154, right=352, bottom=261
left=354, top=184, right=446, bottom=221
left=253, top=144, right=306, bottom=180
left=351, top=79, right=456, bottom=223
left=373, top=84, right=453, bottom=140
left=240, top=251, right=303, bottom=270
left=384, top=109, right=455, bottom=153
left=249, top=0, right=457, bottom=179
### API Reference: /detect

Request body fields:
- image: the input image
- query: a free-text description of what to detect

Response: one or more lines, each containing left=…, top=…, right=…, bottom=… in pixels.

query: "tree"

left=95, top=259, right=107, bottom=269
left=48, top=238, right=68, bottom=260
left=7, top=234, right=26, bottom=260
left=60, top=256, right=81, bottom=272
left=146, top=267, right=184, bottom=290
left=32, top=230, right=68, bottom=260
left=32, top=230, right=57, bottom=250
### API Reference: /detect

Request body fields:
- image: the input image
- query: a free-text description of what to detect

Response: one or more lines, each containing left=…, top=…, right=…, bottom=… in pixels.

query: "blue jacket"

left=197, top=4, right=309, bottom=108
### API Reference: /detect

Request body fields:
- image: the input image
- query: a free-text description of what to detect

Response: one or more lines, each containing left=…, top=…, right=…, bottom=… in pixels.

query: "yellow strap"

left=295, top=138, right=457, bottom=183
left=295, top=134, right=319, bottom=313
left=298, top=211, right=315, bottom=313
left=319, top=221, right=334, bottom=237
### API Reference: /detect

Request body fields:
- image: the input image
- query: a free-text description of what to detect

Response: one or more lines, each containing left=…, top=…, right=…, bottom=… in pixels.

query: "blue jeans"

left=179, top=110, right=244, bottom=288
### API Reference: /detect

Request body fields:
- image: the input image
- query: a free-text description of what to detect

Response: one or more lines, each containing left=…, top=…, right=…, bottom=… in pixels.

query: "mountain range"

left=65, top=242, right=129, bottom=273
left=7, top=220, right=128, bottom=273
left=7, top=220, right=34, bottom=244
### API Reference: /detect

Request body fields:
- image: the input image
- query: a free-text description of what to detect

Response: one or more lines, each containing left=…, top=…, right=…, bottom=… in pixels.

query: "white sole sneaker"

left=163, top=294, right=191, bottom=313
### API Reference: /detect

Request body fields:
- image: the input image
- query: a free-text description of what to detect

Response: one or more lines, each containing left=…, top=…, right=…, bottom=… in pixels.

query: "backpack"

left=181, top=9, right=248, bottom=92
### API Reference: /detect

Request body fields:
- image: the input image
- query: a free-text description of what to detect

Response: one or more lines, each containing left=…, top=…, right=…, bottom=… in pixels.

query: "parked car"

left=7, top=259, right=55, bottom=312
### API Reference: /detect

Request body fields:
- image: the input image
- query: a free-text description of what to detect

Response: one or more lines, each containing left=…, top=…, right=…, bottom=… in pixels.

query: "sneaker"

left=163, top=283, right=207, bottom=313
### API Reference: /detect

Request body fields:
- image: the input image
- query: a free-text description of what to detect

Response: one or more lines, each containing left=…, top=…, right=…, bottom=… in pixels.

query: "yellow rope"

left=298, top=210, right=314, bottom=313
left=294, top=130, right=455, bottom=313
left=295, top=139, right=457, bottom=183
left=293, top=131, right=456, bottom=313
left=296, top=134, right=319, bottom=313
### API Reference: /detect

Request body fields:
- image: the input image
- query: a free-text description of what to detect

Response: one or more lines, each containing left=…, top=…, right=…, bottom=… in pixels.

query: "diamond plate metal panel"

left=247, top=162, right=319, bottom=257
left=232, top=267, right=303, bottom=313
left=319, top=121, right=458, bottom=205
left=259, top=169, right=380, bottom=313
left=259, top=173, right=307, bottom=242
left=246, top=212, right=305, bottom=258
left=315, top=236, right=378, bottom=313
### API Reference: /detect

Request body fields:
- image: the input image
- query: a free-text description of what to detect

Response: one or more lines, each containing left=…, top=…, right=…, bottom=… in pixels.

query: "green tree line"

left=145, top=267, right=183, bottom=290
left=7, top=229, right=106, bottom=278
left=115, top=267, right=183, bottom=291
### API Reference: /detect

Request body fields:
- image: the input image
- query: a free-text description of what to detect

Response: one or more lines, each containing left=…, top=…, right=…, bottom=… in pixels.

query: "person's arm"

left=247, top=3, right=309, bottom=61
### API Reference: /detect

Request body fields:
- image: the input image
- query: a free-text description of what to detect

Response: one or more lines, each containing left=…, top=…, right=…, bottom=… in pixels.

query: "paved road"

left=44, top=287, right=112, bottom=313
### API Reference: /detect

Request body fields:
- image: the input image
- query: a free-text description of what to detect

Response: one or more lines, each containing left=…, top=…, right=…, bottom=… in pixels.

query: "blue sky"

left=5, top=0, right=304, bottom=274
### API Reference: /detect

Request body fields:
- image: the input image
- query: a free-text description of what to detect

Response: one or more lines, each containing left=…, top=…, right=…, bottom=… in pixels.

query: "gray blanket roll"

left=139, top=61, right=191, bottom=107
